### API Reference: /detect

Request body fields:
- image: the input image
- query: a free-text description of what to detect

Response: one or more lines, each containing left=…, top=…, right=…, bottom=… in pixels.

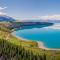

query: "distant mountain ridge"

left=19, top=19, right=60, bottom=23
left=0, top=15, right=15, bottom=22
left=0, top=15, right=60, bottom=23
left=47, top=19, right=60, bottom=23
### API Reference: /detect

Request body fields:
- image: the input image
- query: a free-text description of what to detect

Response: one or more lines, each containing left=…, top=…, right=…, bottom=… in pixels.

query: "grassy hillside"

left=0, top=22, right=60, bottom=60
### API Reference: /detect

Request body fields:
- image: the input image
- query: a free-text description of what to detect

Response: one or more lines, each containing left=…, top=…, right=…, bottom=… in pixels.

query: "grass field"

left=0, top=22, right=60, bottom=60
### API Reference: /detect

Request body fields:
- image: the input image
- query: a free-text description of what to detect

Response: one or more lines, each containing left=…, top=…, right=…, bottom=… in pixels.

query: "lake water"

left=13, top=23, right=60, bottom=49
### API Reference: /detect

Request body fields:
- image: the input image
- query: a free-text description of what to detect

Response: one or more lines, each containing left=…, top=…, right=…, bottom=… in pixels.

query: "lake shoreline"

left=11, top=32, right=60, bottom=51
left=37, top=41, right=60, bottom=51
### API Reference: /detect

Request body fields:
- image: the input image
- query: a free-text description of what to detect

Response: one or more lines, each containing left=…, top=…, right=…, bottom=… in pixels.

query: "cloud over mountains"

left=40, top=15, right=60, bottom=20
left=21, top=15, right=60, bottom=21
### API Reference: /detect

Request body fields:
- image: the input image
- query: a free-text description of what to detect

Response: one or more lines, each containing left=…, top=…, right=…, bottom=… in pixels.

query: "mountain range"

left=0, top=15, right=15, bottom=22
left=0, top=15, right=60, bottom=23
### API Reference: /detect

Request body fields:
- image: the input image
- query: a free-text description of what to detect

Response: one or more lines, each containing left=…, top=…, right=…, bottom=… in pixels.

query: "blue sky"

left=0, top=0, right=60, bottom=20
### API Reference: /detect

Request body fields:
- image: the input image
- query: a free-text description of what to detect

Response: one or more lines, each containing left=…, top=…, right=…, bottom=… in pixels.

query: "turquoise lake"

left=13, top=23, right=60, bottom=49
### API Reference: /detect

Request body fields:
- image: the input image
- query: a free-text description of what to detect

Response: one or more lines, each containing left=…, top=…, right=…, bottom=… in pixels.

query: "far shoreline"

left=11, top=31, right=60, bottom=51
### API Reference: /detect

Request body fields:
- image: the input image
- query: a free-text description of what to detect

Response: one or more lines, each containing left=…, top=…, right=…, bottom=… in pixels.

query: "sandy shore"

left=37, top=41, right=60, bottom=51
left=11, top=32, right=60, bottom=51
left=11, top=32, right=28, bottom=41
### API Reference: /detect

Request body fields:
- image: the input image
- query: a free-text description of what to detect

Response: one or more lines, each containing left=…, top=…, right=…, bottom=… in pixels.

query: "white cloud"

left=39, top=15, right=60, bottom=20
left=0, top=7, right=7, bottom=10
left=0, top=7, right=7, bottom=15
left=0, top=12, right=7, bottom=15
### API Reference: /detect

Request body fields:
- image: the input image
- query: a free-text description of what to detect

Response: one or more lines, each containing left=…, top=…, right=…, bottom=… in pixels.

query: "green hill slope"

left=0, top=22, right=60, bottom=60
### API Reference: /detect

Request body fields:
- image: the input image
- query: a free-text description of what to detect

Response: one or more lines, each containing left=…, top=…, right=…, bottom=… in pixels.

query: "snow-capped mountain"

left=0, top=15, right=15, bottom=22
